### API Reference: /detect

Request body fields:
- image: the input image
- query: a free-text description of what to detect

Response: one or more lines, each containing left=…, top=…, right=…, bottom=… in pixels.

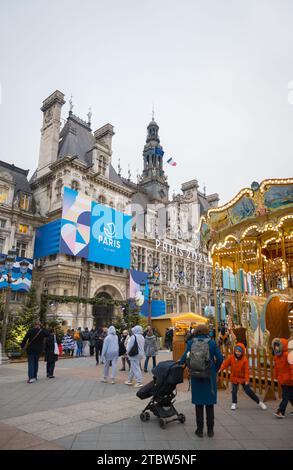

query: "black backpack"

left=128, top=335, right=139, bottom=357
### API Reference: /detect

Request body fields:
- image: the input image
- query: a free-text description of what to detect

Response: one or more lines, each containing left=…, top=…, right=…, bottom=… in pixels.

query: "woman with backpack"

left=179, top=323, right=223, bottom=438
left=125, top=325, right=145, bottom=388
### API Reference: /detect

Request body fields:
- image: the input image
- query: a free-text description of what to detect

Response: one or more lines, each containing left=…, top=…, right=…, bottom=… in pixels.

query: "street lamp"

left=141, top=273, right=160, bottom=326
left=0, top=248, right=17, bottom=362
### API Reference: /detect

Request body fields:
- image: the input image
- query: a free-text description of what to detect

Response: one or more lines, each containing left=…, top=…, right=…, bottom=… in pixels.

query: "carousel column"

left=212, top=258, right=219, bottom=340
left=281, top=230, right=289, bottom=292
left=219, top=253, right=223, bottom=322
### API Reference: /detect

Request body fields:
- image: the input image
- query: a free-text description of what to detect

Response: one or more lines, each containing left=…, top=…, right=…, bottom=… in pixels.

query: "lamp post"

left=141, top=273, right=160, bottom=326
left=0, top=248, right=17, bottom=362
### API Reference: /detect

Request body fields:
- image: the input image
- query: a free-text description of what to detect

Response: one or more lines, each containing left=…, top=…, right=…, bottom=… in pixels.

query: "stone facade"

left=1, top=90, right=219, bottom=327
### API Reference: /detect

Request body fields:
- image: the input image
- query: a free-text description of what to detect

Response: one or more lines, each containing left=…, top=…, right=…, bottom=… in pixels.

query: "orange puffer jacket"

left=273, top=339, right=293, bottom=386
left=220, top=343, right=249, bottom=384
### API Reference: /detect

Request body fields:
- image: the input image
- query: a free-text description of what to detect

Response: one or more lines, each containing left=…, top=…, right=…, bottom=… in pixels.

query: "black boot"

left=195, top=406, right=204, bottom=438
left=206, top=405, right=214, bottom=438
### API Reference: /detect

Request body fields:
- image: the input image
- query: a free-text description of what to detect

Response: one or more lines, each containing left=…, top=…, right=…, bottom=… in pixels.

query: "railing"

left=172, top=339, right=281, bottom=400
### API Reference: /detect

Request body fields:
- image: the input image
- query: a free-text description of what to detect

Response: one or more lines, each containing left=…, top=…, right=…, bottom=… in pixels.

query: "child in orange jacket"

left=272, top=338, right=293, bottom=418
left=220, top=343, right=267, bottom=411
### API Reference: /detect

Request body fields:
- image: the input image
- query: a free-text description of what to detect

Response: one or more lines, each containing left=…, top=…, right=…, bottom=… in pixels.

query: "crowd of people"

left=20, top=319, right=293, bottom=438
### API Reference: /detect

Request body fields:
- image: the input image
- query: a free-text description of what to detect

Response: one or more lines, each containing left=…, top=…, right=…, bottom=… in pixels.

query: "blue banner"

left=34, top=187, right=132, bottom=270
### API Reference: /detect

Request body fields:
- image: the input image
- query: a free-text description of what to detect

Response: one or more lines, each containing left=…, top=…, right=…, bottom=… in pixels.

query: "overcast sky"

left=0, top=0, right=293, bottom=205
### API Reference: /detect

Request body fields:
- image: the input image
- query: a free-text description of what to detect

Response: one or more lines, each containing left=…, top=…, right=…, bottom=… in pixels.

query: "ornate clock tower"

left=138, top=117, right=169, bottom=203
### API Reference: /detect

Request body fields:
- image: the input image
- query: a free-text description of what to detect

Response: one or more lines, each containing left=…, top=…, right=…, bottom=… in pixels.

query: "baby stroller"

left=136, top=360, right=186, bottom=429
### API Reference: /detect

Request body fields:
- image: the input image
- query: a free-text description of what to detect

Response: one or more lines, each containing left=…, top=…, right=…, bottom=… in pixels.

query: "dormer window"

left=0, top=186, right=9, bottom=204
left=19, top=194, right=29, bottom=210
left=98, top=155, right=107, bottom=175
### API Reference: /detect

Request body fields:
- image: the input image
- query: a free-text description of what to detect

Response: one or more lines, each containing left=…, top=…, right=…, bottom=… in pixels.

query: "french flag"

left=166, top=157, right=177, bottom=167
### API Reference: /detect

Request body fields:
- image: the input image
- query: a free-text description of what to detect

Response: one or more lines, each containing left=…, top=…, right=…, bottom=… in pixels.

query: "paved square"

left=0, top=352, right=292, bottom=450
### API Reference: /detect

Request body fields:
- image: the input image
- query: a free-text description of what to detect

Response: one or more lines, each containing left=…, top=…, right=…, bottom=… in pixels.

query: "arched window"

left=71, top=180, right=80, bottom=192
left=98, top=195, right=106, bottom=204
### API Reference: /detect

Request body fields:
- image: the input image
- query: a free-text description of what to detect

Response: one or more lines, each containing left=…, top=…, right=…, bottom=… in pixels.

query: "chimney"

left=37, top=90, right=65, bottom=178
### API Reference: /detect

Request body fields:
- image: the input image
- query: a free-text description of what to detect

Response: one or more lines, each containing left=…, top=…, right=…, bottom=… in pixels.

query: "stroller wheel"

left=159, top=418, right=166, bottom=429
left=178, top=413, right=186, bottom=424
left=140, top=412, right=150, bottom=422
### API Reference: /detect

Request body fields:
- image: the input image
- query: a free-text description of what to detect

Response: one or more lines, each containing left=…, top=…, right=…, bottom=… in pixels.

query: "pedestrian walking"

left=82, top=327, right=90, bottom=356
left=21, top=320, right=50, bottom=383
left=89, top=328, right=95, bottom=356
left=44, top=327, right=59, bottom=378
left=220, top=343, right=267, bottom=411
left=74, top=328, right=83, bottom=357
left=179, top=324, right=223, bottom=438
left=166, top=327, right=174, bottom=351
left=94, top=327, right=106, bottom=365
left=272, top=338, right=293, bottom=418
left=125, top=325, right=145, bottom=388
left=101, top=326, right=119, bottom=384
left=144, top=328, right=158, bottom=372
left=119, top=330, right=130, bottom=371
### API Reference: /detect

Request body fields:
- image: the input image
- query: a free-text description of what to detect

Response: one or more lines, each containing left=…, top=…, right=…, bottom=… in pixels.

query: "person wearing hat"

left=220, top=343, right=267, bottom=411
left=272, top=338, right=293, bottom=418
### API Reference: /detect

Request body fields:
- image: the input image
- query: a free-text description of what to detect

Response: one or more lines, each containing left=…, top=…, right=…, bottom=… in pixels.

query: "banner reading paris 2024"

left=34, top=187, right=132, bottom=270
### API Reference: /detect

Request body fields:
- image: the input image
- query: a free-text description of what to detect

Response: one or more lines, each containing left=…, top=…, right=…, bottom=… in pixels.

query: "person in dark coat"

left=179, top=323, right=223, bottom=438
left=44, top=327, right=59, bottom=378
left=94, top=327, right=106, bottom=365
left=21, top=320, right=50, bottom=383
left=89, top=328, right=96, bottom=356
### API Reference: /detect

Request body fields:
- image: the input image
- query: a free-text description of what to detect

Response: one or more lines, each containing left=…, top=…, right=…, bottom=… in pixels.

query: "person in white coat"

left=101, top=325, right=119, bottom=384
left=125, top=325, right=145, bottom=388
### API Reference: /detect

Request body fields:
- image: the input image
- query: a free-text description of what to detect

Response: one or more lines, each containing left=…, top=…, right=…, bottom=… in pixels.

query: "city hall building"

left=1, top=90, right=219, bottom=327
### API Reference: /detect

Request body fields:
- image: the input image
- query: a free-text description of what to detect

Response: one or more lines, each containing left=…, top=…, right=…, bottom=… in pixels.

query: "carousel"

left=199, top=178, right=293, bottom=348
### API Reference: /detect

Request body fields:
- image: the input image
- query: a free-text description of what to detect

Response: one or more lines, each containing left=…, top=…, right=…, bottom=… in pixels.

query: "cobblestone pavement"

left=0, top=351, right=292, bottom=450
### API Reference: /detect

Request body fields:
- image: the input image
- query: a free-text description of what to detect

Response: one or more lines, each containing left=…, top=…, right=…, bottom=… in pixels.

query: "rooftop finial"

left=87, top=107, right=92, bottom=125
left=118, top=158, right=122, bottom=177
left=203, top=183, right=206, bottom=196
left=128, top=164, right=131, bottom=181
left=152, top=103, right=155, bottom=121
left=69, top=94, right=74, bottom=113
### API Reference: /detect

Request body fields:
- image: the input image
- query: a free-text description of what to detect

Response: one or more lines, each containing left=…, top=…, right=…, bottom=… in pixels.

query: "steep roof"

left=0, top=160, right=32, bottom=195
left=57, top=113, right=127, bottom=187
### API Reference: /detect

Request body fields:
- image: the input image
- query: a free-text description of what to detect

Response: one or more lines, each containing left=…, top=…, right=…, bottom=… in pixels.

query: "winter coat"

left=273, top=338, right=293, bottom=386
left=94, top=329, right=106, bottom=348
left=62, top=334, right=75, bottom=351
left=179, top=334, right=223, bottom=406
left=220, top=343, right=249, bottom=384
left=144, top=335, right=158, bottom=357
left=44, top=334, right=59, bottom=363
left=101, top=326, right=119, bottom=361
left=89, top=330, right=96, bottom=346
left=126, top=326, right=145, bottom=360
left=21, top=328, right=50, bottom=354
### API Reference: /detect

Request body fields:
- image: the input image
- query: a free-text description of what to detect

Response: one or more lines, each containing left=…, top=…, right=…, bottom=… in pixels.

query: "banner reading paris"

left=34, top=187, right=132, bottom=269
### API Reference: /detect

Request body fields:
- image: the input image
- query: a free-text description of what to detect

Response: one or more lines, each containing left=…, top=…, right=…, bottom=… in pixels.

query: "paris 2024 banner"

left=34, top=187, right=132, bottom=269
